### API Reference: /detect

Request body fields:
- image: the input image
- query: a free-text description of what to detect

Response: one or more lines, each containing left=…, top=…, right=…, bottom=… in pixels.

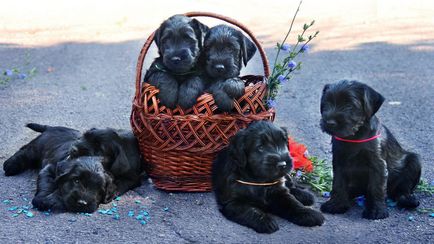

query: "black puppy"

left=3, top=124, right=116, bottom=212
left=320, top=80, right=421, bottom=219
left=202, top=24, right=257, bottom=112
left=145, top=15, right=209, bottom=109
left=69, top=128, right=144, bottom=195
left=212, top=121, right=324, bottom=233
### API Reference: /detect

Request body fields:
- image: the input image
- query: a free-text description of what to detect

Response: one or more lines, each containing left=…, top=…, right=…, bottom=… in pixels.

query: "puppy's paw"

left=252, top=214, right=279, bottom=233
left=362, top=207, right=389, bottom=220
left=291, top=188, right=315, bottom=206
left=397, top=194, right=420, bottom=209
left=216, top=98, right=235, bottom=112
left=320, top=200, right=350, bottom=214
left=32, top=197, right=51, bottom=211
left=223, top=78, right=245, bottom=99
left=178, top=96, right=198, bottom=109
left=291, top=209, right=325, bottom=227
left=158, top=94, right=178, bottom=109
left=3, top=159, right=22, bottom=176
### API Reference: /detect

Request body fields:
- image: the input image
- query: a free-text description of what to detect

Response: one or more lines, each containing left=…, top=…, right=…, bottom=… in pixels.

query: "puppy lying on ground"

left=145, top=15, right=209, bottom=109
left=320, top=80, right=421, bottom=219
left=202, top=24, right=257, bottom=112
left=3, top=123, right=144, bottom=212
left=212, top=121, right=324, bottom=233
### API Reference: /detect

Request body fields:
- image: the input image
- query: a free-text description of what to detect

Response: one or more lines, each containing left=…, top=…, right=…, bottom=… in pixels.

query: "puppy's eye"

left=257, top=145, right=264, bottom=152
left=74, top=179, right=80, bottom=184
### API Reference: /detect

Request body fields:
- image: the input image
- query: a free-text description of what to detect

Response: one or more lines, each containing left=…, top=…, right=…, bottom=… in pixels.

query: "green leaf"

left=298, top=35, right=306, bottom=42
left=303, top=23, right=309, bottom=31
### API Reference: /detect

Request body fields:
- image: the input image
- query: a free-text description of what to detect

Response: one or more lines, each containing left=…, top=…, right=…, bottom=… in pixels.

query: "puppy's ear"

left=362, top=84, right=385, bottom=118
left=102, top=172, right=117, bottom=204
left=239, top=32, right=257, bottom=66
left=320, top=84, right=331, bottom=114
left=153, top=22, right=165, bottom=50
left=190, top=18, right=209, bottom=48
left=110, top=145, right=131, bottom=175
left=228, top=129, right=247, bottom=168
left=55, top=159, right=74, bottom=183
left=280, top=127, right=289, bottom=139
left=322, top=84, right=331, bottom=95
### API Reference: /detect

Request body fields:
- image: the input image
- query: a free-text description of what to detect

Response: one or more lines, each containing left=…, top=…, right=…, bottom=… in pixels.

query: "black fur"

left=3, top=123, right=145, bottom=213
left=212, top=121, right=324, bottom=233
left=320, top=80, right=422, bottom=219
left=69, top=128, right=144, bottom=195
left=145, top=15, right=209, bottom=109
left=202, top=25, right=257, bottom=112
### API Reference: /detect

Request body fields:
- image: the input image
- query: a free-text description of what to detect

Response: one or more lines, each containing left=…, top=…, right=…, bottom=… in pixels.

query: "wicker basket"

left=130, top=12, right=275, bottom=192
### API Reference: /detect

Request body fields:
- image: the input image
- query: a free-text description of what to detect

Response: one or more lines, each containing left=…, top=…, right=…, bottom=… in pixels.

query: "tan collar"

left=236, top=179, right=283, bottom=186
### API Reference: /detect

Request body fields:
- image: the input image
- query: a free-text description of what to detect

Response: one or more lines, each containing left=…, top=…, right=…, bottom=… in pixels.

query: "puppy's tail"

left=26, top=123, right=48, bottom=133
left=393, top=152, right=422, bottom=209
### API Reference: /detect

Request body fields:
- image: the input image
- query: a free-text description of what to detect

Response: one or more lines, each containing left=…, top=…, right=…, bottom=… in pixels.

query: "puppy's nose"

left=214, top=64, right=225, bottom=73
left=171, top=56, right=182, bottom=62
left=276, top=161, right=287, bottom=169
left=325, top=119, right=337, bottom=128
left=77, top=199, right=88, bottom=206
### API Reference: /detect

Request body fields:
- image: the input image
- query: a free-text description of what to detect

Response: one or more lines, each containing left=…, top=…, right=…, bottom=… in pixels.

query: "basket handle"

left=134, top=11, right=270, bottom=101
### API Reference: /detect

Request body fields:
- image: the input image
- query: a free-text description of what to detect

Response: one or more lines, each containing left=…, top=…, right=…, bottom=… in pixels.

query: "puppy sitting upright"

left=202, top=25, right=257, bottom=112
left=320, top=80, right=421, bottom=219
left=145, top=15, right=209, bottom=109
left=212, top=121, right=324, bottom=233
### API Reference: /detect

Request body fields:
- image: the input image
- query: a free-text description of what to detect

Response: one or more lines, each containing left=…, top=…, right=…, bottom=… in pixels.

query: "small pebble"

left=18, top=73, right=27, bottom=79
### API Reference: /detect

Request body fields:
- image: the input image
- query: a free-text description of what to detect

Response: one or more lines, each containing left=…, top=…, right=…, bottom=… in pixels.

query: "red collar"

left=333, top=132, right=381, bottom=143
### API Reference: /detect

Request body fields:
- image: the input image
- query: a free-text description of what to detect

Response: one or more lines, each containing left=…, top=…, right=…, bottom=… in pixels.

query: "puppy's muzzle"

left=213, top=64, right=225, bottom=73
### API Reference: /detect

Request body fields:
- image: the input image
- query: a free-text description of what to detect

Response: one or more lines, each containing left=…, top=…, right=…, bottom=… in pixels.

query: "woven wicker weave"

left=131, top=12, right=275, bottom=192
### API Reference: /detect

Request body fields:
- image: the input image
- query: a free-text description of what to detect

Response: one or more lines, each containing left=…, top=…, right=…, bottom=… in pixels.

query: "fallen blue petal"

left=18, top=73, right=27, bottom=79
left=356, top=196, right=365, bottom=207
left=163, top=207, right=169, bottom=212
left=44, top=212, right=50, bottom=216
left=112, top=203, right=117, bottom=207
left=8, top=206, right=18, bottom=211
left=114, top=196, right=121, bottom=201
left=12, top=213, right=19, bottom=217
left=142, top=211, right=149, bottom=216
left=26, top=211, right=34, bottom=218
left=136, top=215, right=144, bottom=220
left=386, top=198, right=397, bottom=207
left=322, top=192, right=330, bottom=198
left=4, top=69, right=13, bottom=76
left=429, top=213, right=434, bottom=217
left=128, top=210, right=134, bottom=217
left=3, top=200, right=11, bottom=204
left=113, top=214, right=120, bottom=220
left=408, top=216, right=414, bottom=221
left=135, top=200, right=141, bottom=204
left=140, top=220, right=147, bottom=225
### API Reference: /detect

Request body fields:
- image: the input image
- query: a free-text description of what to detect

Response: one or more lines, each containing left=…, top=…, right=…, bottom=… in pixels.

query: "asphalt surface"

left=1, top=1, right=434, bottom=243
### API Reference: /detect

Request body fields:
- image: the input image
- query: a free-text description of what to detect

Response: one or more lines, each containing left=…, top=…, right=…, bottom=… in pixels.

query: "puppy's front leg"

left=221, top=200, right=279, bottom=233
left=209, top=81, right=236, bottom=112
left=149, top=72, right=179, bottom=109
left=268, top=189, right=324, bottom=227
left=321, top=164, right=352, bottom=214
left=222, top=77, right=245, bottom=99
left=285, top=176, right=315, bottom=206
left=363, top=157, right=389, bottom=219
left=31, top=164, right=65, bottom=211
left=178, top=76, right=205, bottom=109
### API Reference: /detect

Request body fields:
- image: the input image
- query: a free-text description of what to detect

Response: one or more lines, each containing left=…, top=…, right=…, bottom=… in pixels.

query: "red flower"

left=288, top=137, right=313, bottom=172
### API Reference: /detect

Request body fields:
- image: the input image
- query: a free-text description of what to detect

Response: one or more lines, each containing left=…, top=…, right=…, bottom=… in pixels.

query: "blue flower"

left=277, top=75, right=288, bottom=83
left=280, top=43, right=291, bottom=51
left=4, top=69, right=13, bottom=76
left=356, top=195, right=365, bottom=207
left=322, top=192, right=330, bottom=198
left=295, top=170, right=302, bottom=178
left=301, top=45, right=310, bottom=52
left=430, top=180, right=434, bottom=187
left=287, top=60, right=297, bottom=69
left=18, top=73, right=27, bottom=79
left=267, top=99, right=276, bottom=108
